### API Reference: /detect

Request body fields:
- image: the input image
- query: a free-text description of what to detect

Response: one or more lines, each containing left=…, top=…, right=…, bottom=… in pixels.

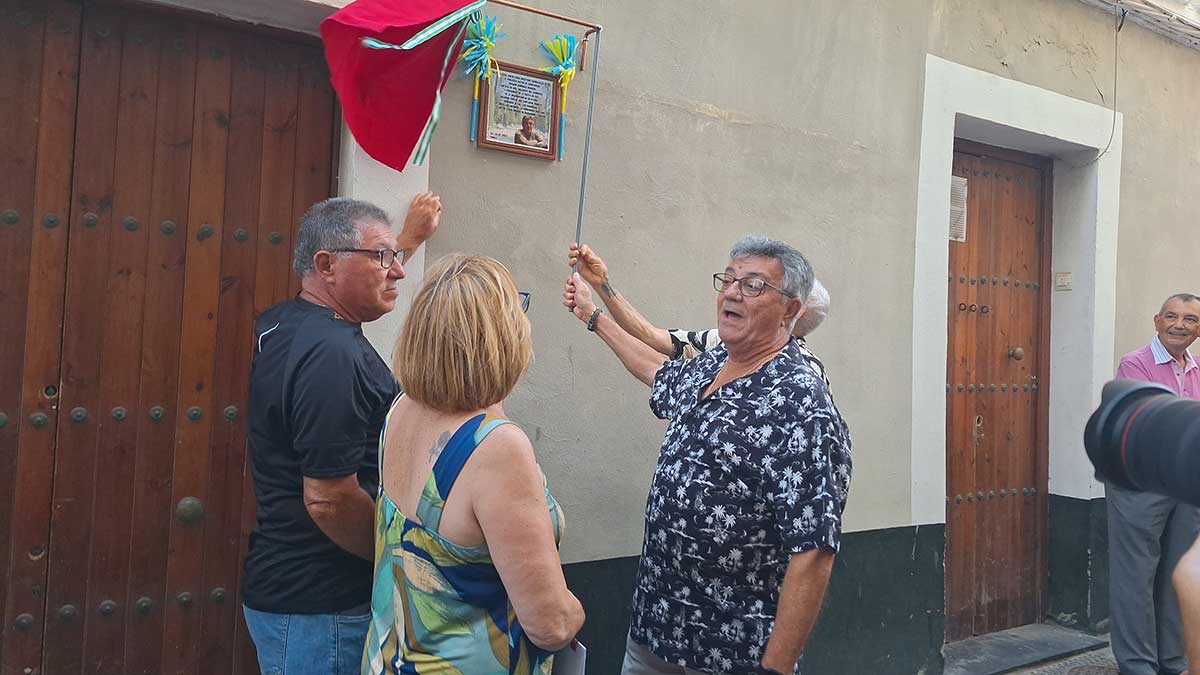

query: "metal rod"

left=573, top=27, right=601, bottom=249
left=487, top=0, right=601, bottom=30
left=482, top=0, right=603, bottom=272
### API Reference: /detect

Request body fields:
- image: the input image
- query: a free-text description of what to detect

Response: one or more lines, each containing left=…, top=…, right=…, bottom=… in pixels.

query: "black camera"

left=1083, top=379, right=1200, bottom=507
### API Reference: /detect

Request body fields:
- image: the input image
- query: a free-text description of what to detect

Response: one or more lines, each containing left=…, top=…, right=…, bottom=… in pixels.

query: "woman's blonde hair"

left=394, top=254, right=532, bottom=413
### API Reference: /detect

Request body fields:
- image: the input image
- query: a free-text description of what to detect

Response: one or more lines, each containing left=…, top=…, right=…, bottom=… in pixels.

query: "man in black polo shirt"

left=242, top=193, right=440, bottom=675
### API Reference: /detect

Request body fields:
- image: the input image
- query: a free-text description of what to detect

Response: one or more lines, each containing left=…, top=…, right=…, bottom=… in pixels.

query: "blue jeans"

left=243, top=604, right=370, bottom=675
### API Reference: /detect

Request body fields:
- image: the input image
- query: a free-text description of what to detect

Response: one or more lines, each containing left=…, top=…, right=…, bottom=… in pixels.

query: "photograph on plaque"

left=476, top=61, right=561, bottom=160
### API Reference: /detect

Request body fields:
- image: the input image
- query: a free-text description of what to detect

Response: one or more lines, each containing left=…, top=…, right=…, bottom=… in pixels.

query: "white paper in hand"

left=551, top=640, right=586, bottom=675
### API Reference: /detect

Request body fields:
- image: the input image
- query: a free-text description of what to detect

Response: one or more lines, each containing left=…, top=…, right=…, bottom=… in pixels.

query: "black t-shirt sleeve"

left=288, top=337, right=378, bottom=479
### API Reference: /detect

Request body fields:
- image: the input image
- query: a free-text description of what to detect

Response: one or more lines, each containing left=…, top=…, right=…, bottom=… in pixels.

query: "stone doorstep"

left=943, top=623, right=1109, bottom=675
left=1011, top=644, right=1117, bottom=674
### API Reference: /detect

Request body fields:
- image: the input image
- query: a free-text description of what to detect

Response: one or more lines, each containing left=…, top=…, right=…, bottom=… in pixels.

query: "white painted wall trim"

left=911, top=55, right=1122, bottom=524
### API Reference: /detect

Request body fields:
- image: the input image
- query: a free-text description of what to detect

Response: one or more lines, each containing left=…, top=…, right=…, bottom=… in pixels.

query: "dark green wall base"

left=1046, top=494, right=1109, bottom=632
left=804, top=524, right=946, bottom=675
left=563, top=524, right=947, bottom=675
left=562, top=555, right=640, bottom=672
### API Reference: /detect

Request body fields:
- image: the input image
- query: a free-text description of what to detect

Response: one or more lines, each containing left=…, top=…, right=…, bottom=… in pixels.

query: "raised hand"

left=567, top=242, right=608, bottom=289
left=562, top=273, right=597, bottom=322
left=400, top=191, right=442, bottom=247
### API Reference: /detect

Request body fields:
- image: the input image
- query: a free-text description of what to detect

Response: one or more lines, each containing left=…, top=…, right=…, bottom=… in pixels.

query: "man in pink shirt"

left=1109, top=292, right=1200, bottom=675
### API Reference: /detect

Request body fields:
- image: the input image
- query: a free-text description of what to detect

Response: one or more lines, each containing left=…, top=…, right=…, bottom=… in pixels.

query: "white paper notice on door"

left=551, top=641, right=586, bottom=675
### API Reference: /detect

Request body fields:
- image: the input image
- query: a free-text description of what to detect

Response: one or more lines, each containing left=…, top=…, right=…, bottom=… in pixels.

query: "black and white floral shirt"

left=629, top=339, right=852, bottom=674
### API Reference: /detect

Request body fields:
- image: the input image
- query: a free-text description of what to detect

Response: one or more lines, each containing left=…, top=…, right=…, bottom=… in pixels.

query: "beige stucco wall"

left=428, top=1, right=929, bottom=562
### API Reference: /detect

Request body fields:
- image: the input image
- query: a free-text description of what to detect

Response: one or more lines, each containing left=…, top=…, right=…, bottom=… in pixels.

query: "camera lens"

left=1122, top=396, right=1200, bottom=507
left=1084, top=379, right=1200, bottom=506
left=1083, top=380, right=1172, bottom=490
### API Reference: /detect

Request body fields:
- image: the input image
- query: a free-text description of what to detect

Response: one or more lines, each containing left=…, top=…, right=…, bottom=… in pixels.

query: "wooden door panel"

left=974, top=156, right=997, bottom=636
left=991, top=186, right=1018, bottom=630
left=124, top=20, right=196, bottom=675
left=982, top=167, right=1008, bottom=633
left=80, top=13, right=162, bottom=675
left=45, top=6, right=132, bottom=675
left=195, top=32, right=266, bottom=674
left=288, top=50, right=336, bottom=300
left=946, top=146, right=1049, bottom=641
left=255, top=42, right=302, bottom=314
left=0, top=2, right=82, bottom=673
left=158, top=24, right=234, bottom=675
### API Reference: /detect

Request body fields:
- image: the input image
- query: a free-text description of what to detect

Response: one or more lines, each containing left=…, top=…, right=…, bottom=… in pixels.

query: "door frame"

left=912, top=55, right=1122, bottom=536
left=945, top=138, right=1054, bottom=637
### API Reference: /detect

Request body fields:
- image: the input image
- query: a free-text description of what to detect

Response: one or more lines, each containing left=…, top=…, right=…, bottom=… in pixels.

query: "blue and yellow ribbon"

left=539, top=34, right=578, bottom=160
left=459, top=14, right=504, bottom=142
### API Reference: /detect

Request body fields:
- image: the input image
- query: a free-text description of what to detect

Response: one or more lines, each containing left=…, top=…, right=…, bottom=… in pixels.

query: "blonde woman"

left=362, top=254, right=583, bottom=675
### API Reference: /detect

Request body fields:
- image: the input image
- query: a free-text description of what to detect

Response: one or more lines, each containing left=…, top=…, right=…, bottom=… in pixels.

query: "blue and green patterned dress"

left=361, top=409, right=565, bottom=675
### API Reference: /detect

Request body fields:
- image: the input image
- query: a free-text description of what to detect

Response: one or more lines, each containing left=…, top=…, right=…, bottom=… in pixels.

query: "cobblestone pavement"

left=1008, top=643, right=1117, bottom=674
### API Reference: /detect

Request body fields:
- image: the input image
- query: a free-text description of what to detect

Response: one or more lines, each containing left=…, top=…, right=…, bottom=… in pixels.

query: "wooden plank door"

left=0, top=3, right=336, bottom=673
left=944, top=141, right=1051, bottom=642
left=0, top=1, right=83, bottom=672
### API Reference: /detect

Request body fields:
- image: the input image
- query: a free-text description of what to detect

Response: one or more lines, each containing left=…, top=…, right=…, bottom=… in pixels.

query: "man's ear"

left=313, top=250, right=337, bottom=282
left=785, top=297, right=805, bottom=324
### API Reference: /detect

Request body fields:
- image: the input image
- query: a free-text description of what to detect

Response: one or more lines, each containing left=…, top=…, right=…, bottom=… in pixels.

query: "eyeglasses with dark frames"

left=329, top=248, right=402, bottom=269
left=518, top=291, right=531, bottom=313
left=712, top=272, right=796, bottom=298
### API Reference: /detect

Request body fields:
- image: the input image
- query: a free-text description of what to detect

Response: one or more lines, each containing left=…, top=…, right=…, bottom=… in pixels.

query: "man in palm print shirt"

left=563, top=236, right=851, bottom=675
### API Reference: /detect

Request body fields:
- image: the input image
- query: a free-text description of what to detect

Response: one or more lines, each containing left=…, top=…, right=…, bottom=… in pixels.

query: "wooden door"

left=0, top=2, right=336, bottom=673
left=0, top=2, right=84, bottom=673
left=944, top=141, right=1051, bottom=642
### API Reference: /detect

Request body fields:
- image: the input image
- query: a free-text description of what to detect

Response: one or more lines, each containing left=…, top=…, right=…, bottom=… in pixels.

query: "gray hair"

left=1160, top=292, right=1200, bottom=315
left=292, top=197, right=391, bottom=275
left=728, top=235, right=814, bottom=301
left=793, top=278, right=830, bottom=337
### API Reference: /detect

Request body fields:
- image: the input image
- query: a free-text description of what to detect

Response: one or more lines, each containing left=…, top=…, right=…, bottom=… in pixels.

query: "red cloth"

left=321, top=0, right=471, bottom=171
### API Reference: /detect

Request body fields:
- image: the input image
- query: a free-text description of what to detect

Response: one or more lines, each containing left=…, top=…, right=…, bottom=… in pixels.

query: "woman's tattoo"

left=428, top=431, right=452, bottom=463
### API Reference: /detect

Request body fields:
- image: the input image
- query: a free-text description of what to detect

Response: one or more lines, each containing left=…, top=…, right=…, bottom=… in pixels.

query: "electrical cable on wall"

left=1072, top=2, right=1126, bottom=168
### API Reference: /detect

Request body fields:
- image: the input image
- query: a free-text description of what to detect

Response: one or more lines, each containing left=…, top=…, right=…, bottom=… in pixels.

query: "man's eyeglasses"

left=329, top=248, right=402, bottom=269
left=518, top=291, right=531, bottom=314
left=712, top=272, right=795, bottom=298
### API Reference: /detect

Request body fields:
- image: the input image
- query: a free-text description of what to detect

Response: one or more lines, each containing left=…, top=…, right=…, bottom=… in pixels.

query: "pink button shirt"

left=1116, top=336, right=1200, bottom=399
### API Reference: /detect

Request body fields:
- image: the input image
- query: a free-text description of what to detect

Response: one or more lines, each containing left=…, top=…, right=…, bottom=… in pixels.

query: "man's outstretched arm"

left=563, top=274, right=666, bottom=386
left=569, top=243, right=677, bottom=358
